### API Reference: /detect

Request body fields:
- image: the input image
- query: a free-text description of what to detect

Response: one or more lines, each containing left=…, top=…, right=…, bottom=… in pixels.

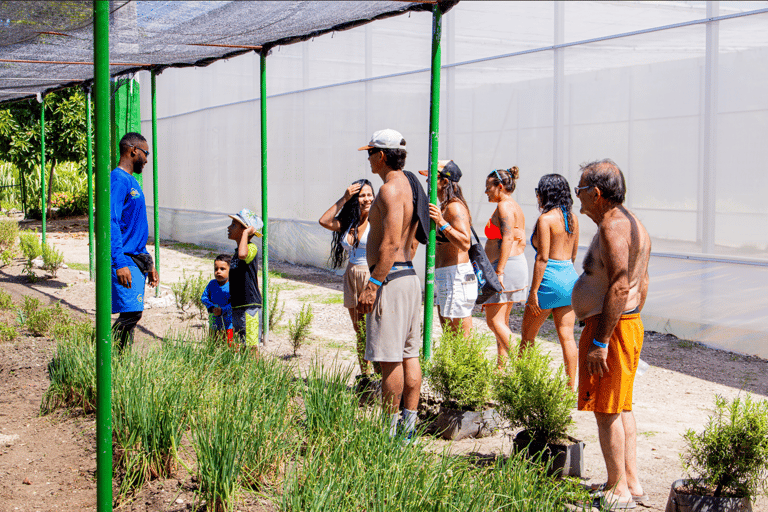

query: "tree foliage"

left=0, top=88, right=89, bottom=215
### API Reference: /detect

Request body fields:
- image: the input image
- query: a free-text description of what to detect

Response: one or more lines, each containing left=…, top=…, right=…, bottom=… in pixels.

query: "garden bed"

left=0, top=216, right=767, bottom=511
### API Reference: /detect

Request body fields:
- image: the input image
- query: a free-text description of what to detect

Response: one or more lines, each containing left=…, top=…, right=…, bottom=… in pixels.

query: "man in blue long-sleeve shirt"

left=111, top=132, right=158, bottom=351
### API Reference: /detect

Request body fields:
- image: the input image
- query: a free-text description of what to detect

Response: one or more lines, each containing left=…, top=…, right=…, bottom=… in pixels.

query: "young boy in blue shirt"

left=200, top=254, right=234, bottom=343
left=226, top=209, right=263, bottom=351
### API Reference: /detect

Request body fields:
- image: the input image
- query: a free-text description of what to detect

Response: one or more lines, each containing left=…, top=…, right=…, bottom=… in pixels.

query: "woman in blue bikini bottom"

left=522, top=174, right=580, bottom=390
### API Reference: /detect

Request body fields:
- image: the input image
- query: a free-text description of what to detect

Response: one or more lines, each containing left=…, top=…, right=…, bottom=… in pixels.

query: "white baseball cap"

left=358, top=129, right=406, bottom=151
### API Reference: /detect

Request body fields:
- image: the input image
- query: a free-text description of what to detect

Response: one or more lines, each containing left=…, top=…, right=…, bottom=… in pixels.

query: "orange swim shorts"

left=577, top=313, right=643, bottom=414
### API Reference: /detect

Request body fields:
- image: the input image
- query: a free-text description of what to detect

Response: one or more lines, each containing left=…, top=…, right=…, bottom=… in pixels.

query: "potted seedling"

left=427, top=329, right=499, bottom=440
left=495, top=343, right=583, bottom=477
left=666, top=394, right=768, bottom=512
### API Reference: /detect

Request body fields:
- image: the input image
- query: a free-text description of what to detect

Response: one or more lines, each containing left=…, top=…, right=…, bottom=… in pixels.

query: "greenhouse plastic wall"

left=140, top=1, right=768, bottom=358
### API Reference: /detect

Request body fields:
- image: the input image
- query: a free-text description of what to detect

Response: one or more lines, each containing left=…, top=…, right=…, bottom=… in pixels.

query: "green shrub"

left=0, top=289, right=14, bottom=309
left=41, top=241, right=64, bottom=276
left=495, top=343, right=575, bottom=445
left=0, top=323, right=18, bottom=343
left=288, top=304, right=313, bottom=356
left=18, top=295, right=41, bottom=323
left=18, top=229, right=41, bottom=263
left=50, top=316, right=94, bottom=342
left=429, top=329, right=494, bottom=410
left=682, top=394, right=768, bottom=498
left=170, top=270, right=208, bottom=319
left=18, top=297, right=70, bottom=337
left=0, top=218, right=18, bottom=265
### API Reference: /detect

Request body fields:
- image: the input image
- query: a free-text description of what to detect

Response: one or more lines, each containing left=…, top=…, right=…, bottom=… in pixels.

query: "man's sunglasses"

left=367, top=148, right=381, bottom=156
left=129, top=144, right=149, bottom=157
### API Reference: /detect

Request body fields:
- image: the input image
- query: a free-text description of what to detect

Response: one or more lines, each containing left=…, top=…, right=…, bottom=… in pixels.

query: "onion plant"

left=111, top=346, right=191, bottom=494
left=41, top=330, right=96, bottom=413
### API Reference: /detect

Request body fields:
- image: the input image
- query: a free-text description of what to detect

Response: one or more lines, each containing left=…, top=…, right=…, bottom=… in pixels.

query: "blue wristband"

left=439, top=223, right=450, bottom=232
left=369, top=277, right=383, bottom=286
left=592, top=338, right=608, bottom=349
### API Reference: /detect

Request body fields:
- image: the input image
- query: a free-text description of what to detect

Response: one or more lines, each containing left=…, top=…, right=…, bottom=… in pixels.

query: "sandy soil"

left=1, top=216, right=767, bottom=511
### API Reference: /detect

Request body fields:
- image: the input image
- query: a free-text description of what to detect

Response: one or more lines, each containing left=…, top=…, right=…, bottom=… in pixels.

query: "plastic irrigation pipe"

left=86, top=89, right=95, bottom=281
left=422, top=4, right=442, bottom=360
left=93, top=1, right=112, bottom=510
left=151, top=70, right=160, bottom=297
left=260, top=50, right=269, bottom=346
left=40, top=95, right=46, bottom=244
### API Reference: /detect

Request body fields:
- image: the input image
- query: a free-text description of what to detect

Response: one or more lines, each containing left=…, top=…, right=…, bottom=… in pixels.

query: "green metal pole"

left=93, top=1, right=112, bottom=510
left=151, top=71, right=160, bottom=297
left=40, top=96, right=46, bottom=244
left=87, top=89, right=95, bottom=281
left=422, top=4, right=442, bottom=360
left=260, top=50, right=269, bottom=346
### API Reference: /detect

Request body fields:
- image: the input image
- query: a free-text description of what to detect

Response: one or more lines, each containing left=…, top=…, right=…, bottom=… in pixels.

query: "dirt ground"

left=1, top=216, right=767, bottom=512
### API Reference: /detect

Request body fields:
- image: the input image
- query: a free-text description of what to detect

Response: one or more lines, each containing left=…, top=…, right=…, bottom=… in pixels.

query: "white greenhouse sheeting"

left=139, top=1, right=768, bottom=358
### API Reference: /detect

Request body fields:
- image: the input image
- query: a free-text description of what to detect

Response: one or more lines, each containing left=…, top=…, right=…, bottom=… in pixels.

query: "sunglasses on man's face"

left=129, top=144, right=149, bottom=157
left=367, top=148, right=381, bottom=157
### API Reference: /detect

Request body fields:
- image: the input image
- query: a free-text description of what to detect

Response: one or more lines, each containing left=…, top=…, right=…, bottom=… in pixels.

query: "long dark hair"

left=534, top=173, right=574, bottom=235
left=440, top=180, right=472, bottom=225
left=329, top=179, right=375, bottom=269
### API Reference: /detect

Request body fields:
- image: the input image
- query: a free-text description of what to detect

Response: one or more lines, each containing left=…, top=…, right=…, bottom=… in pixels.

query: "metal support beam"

left=423, top=4, right=442, bottom=360
left=86, top=89, right=95, bottom=281
left=40, top=95, right=46, bottom=244
left=151, top=71, right=160, bottom=296
left=260, top=51, right=269, bottom=345
left=553, top=1, right=565, bottom=175
left=93, top=1, right=112, bottom=510
left=702, top=1, right=719, bottom=254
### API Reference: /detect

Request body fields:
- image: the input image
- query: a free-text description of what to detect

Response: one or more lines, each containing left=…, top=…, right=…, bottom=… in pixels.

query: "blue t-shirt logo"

left=130, top=188, right=140, bottom=198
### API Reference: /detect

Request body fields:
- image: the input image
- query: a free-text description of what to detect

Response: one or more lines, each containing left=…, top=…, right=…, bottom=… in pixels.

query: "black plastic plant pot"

left=433, top=406, right=500, bottom=441
left=665, top=479, right=752, bottom=512
left=513, top=429, right=585, bottom=478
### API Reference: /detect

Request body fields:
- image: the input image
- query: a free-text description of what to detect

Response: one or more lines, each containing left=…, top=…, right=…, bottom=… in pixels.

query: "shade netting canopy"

left=0, top=0, right=449, bottom=104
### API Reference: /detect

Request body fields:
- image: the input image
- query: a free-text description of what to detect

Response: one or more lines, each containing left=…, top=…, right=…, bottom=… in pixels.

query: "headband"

left=493, top=169, right=503, bottom=183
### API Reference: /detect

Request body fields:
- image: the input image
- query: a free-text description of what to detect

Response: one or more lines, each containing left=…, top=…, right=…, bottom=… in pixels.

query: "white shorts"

left=435, top=262, right=478, bottom=319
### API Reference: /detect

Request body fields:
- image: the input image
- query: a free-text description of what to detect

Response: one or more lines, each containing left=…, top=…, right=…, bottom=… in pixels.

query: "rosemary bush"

left=171, top=271, right=208, bottom=319
left=41, top=241, right=64, bottom=276
left=428, top=328, right=493, bottom=410
left=495, top=343, right=575, bottom=445
left=288, top=303, right=313, bottom=356
left=682, top=394, right=768, bottom=498
left=268, top=284, right=285, bottom=330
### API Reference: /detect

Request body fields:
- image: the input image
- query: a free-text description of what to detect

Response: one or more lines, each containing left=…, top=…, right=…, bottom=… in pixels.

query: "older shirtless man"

left=572, top=159, right=651, bottom=510
left=357, top=129, right=425, bottom=439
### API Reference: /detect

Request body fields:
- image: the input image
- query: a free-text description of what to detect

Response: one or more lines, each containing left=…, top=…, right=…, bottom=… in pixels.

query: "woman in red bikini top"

left=483, top=166, right=527, bottom=367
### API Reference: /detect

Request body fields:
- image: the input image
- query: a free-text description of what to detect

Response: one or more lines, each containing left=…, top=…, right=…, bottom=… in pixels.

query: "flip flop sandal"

left=588, top=483, right=648, bottom=505
left=593, top=495, right=637, bottom=510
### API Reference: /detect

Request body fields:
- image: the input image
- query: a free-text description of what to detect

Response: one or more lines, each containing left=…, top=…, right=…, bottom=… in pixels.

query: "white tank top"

left=341, top=223, right=368, bottom=266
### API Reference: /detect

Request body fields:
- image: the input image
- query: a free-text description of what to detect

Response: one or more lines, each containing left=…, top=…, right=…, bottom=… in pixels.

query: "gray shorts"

left=365, top=274, right=422, bottom=362
left=482, top=254, right=528, bottom=305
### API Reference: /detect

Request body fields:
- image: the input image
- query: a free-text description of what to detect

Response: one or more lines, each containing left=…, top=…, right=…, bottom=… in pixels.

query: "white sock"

left=386, top=412, right=400, bottom=437
left=402, top=409, right=417, bottom=433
